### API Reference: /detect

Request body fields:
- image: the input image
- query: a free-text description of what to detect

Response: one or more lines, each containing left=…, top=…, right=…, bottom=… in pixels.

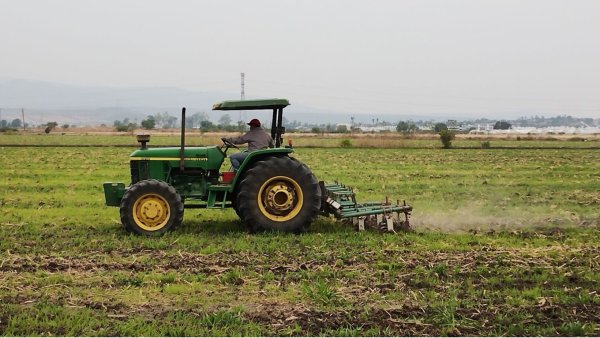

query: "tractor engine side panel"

left=169, top=170, right=218, bottom=199
left=130, top=159, right=212, bottom=198
left=128, top=146, right=226, bottom=199
left=130, top=159, right=169, bottom=184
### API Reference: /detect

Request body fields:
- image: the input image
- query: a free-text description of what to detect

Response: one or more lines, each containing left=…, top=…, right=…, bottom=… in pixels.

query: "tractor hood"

left=129, top=146, right=225, bottom=170
left=130, top=146, right=221, bottom=159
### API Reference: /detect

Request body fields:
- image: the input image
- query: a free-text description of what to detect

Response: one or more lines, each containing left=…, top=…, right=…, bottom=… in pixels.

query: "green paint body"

left=103, top=145, right=293, bottom=208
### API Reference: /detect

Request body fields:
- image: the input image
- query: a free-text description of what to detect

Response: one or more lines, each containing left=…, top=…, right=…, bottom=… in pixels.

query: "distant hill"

left=0, top=78, right=462, bottom=125
left=0, top=78, right=230, bottom=124
left=0, top=78, right=229, bottom=109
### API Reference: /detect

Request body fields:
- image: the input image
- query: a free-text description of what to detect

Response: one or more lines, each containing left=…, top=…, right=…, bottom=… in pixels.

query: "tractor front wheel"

left=120, top=179, right=184, bottom=235
left=236, top=156, right=321, bottom=233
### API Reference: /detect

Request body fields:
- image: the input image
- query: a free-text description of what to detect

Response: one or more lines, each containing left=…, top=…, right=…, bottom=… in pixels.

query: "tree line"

left=114, top=112, right=241, bottom=132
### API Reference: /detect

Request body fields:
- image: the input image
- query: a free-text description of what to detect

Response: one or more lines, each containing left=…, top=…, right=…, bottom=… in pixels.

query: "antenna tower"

left=240, top=73, right=246, bottom=125
left=241, top=72, right=245, bottom=100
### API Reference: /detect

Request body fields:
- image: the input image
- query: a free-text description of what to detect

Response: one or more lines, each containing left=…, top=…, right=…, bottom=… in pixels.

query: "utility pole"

left=22, top=108, right=25, bottom=131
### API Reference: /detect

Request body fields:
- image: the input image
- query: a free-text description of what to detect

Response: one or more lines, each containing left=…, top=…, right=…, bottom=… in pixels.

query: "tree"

left=236, top=120, right=246, bottom=133
left=396, top=121, right=408, bottom=132
left=493, top=121, right=512, bottom=130
left=127, top=123, right=138, bottom=132
left=218, top=114, right=232, bottom=127
left=152, top=112, right=168, bottom=128
left=336, top=125, right=348, bottom=133
left=396, top=121, right=417, bottom=133
left=115, top=124, right=129, bottom=132
left=434, top=123, right=448, bottom=133
left=439, top=130, right=455, bottom=149
left=163, top=115, right=178, bottom=129
left=185, top=112, right=209, bottom=129
left=44, top=122, right=58, bottom=134
left=151, top=112, right=177, bottom=128
left=141, top=116, right=156, bottom=130
left=115, top=121, right=138, bottom=132
left=114, top=118, right=131, bottom=128
left=11, top=119, right=22, bottom=128
left=61, top=124, right=70, bottom=129
left=0, top=120, right=7, bottom=128
left=200, top=120, right=215, bottom=132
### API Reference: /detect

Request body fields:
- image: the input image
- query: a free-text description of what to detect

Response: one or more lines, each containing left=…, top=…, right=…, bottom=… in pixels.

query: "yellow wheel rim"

left=132, top=193, right=170, bottom=231
left=257, top=176, right=304, bottom=222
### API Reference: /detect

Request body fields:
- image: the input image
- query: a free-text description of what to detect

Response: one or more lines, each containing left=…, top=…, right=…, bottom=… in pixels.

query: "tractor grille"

left=130, top=160, right=150, bottom=183
left=130, top=160, right=140, bottom=184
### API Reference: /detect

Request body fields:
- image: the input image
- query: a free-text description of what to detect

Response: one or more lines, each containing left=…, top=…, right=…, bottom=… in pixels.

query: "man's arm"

left=224, top=132, right=250, bottom=145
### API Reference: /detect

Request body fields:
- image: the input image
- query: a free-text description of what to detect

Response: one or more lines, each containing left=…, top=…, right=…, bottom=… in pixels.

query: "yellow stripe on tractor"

left=130, top=157, right=208, bottom=161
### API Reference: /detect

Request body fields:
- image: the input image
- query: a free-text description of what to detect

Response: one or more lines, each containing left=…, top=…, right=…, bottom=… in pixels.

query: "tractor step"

left=319, top=181, right=413, bottom=232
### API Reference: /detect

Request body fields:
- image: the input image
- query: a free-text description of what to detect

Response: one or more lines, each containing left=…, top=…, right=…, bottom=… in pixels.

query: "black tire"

left=236, top=156, right=321, bottom=233
left=119, top=179, right=184, bottom=235
left=231, top=197, right=242, bottom=219
left=231, top=170, right=247, bottom=220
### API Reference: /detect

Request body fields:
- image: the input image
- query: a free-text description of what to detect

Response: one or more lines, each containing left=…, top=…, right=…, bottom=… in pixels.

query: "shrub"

left=115, top=123, right=137, bottom=132
left=340, top=139, right=352, bottom=148
left=481, top=141, right=491, bottom=149
left=115, top=124, right=129, bottom=132
left=439, top=130, right=455, bottom=149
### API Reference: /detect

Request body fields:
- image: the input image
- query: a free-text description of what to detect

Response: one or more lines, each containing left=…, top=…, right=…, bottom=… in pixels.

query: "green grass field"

left=1, top=134, right=599, bottom=336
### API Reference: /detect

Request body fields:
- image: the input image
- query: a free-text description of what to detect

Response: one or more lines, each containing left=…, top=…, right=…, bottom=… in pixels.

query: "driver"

left=222, top=118, right=274, bottom=170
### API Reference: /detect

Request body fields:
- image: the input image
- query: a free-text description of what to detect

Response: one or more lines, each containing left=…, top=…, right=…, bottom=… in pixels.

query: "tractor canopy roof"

left=212, top=98, right=289, bottom=111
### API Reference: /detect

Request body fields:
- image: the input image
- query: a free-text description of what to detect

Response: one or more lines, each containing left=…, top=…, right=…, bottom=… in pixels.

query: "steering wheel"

left=221, top=137, right=239, bottom=154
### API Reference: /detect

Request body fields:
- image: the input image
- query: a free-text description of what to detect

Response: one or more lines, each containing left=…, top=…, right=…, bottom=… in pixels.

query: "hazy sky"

left=1, top=0, right=599, bottom=118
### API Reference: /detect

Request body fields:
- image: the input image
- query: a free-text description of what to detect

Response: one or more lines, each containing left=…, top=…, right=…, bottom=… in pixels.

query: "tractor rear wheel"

left=120, top=179, right=184, bottom=235
left=236, top=156, right=321, bottom=233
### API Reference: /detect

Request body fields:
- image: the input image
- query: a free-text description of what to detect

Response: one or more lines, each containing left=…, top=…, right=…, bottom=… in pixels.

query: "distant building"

left=355, top=125, right=397, bottom=132
left=447, top=119, right=472, bottom=132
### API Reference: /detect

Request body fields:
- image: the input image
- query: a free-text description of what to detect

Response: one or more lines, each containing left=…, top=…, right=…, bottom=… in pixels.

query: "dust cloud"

left=409, top=205, right=590, bottom=233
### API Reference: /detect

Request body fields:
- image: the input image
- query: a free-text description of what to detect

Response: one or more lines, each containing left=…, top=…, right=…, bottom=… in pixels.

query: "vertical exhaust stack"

left=180, top=107, right=186, bottom=172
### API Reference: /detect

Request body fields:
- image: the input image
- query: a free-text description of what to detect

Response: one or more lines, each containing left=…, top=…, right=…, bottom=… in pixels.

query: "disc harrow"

left=319, top=181, right=413, bottom=232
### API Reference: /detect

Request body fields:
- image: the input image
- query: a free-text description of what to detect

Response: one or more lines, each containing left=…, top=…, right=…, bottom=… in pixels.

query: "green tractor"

left=104, top=98, right=412, bottom=235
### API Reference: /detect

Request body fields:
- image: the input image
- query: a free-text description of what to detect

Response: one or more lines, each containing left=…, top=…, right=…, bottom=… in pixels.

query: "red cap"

left=247, top=118, right=261, bottom=127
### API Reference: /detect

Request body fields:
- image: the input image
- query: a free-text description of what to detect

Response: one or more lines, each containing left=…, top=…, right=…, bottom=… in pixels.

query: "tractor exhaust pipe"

left=180, top=107, right=186, bottom=172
